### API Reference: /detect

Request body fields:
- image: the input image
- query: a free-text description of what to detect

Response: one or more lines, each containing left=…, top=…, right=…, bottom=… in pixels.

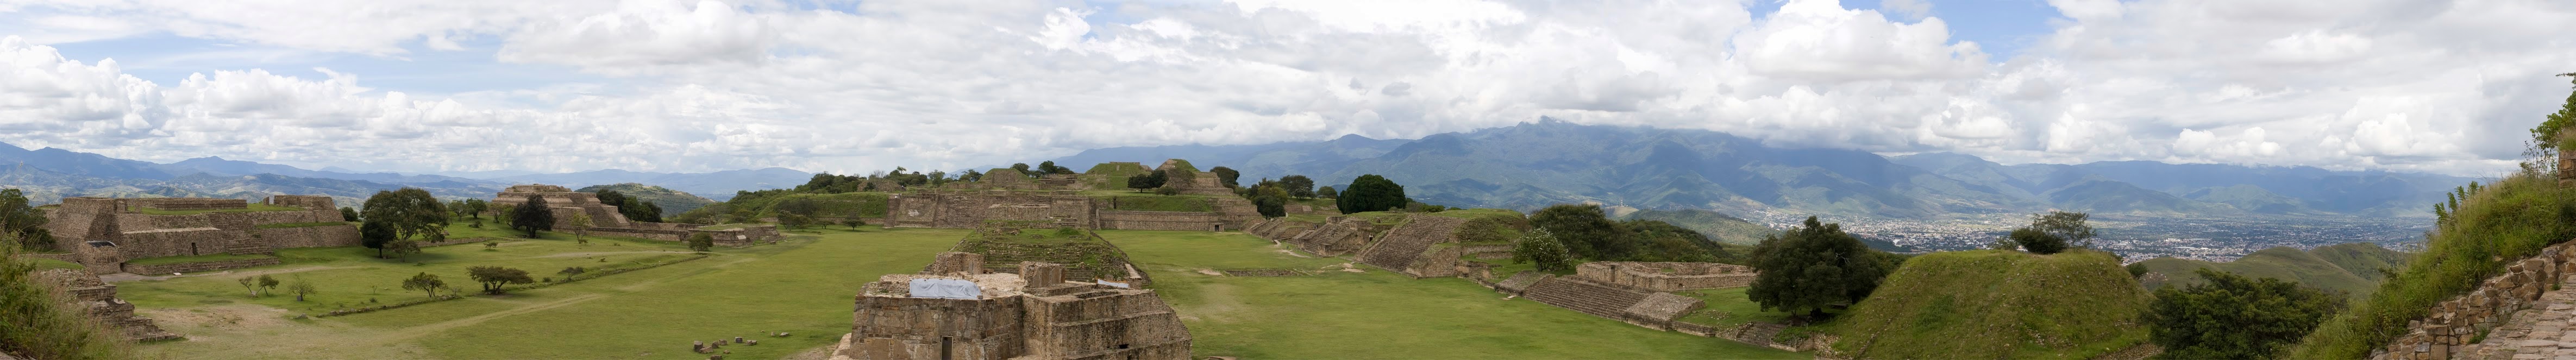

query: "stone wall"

left=886, top=191, right=1096, bottom=229
left=1019, top=289, right=1193, bottom=359
left=134, top=198, right=246, bottom=211
left=1096, top=211, right=1225, bottom=231
left=256, top=225, right=360, bottom=248
left=693, top=225, right=781, bottom=247
left=122, top=257, right=280, bottom=274
left=2372, top=241, right=2576, bottom=360
left=1575, top=262, right=1758, bottom=292
left=115, top=228, right=245, bottom=258
left=263, top=194, right=336, bottom=210
left=842, top=295, right=1029, bottom=359
left=1281, top=217, right=1380, bottom=256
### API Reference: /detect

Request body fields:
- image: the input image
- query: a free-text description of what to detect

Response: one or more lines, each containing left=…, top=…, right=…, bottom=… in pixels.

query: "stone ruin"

left=1574, top=262, right=1758, bottom=292
left=45, top=195, right=355, bottom=274
left=942, top=222, right=1152, bottom=287
left=32, top=269, right=180, bottom=342
left=492, top=185, right=781, bottom=245
left=884, top=190, right=1260, bottom=232
left=831, top=253, right=1191, bottom=359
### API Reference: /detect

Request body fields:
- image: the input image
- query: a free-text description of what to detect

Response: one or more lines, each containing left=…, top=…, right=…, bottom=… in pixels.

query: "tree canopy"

left=0, top=189, right=49, bottom=251
left=510, top=195, right=555, bottom=238
left=466, top=266, right=535, bottom=294
left=1210, top=166, right=1241, bottom=188
left=361, top=188, right=449, bottom=242
left=2148, top=268, right=2344, bottom=359
left=1336, top=174, right=1406, bottom=213
left=401, top=272, right=447, bottom=299
left=359, top=220, right=398, bottom=258
left=1511, top=228, right=1575, bottom=272
left=1747, top=216, right=1899, bottom=317
left=1530, top=204, right=1628, bottom=259
left=1278, top=175, right=1315, bottom=199
left=2008, top=211, right=2095, bottom=255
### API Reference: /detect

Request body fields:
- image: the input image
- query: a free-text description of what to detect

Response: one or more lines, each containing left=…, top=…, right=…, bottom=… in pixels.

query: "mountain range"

left=1049, top=119, right=2477, bottom=219
left=0, top=142, right=811, bottom=205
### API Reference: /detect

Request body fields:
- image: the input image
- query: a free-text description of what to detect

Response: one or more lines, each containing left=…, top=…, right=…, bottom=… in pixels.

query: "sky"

left=0, top=0, right=2568, bottom=177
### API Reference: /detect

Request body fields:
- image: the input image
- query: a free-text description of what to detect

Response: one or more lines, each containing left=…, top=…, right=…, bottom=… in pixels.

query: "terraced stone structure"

left=1353, top=214, right=1474, bottom=277
left=33, top=269, right=180, bottom=342
left=2374, top=240, right=2576, bottom=360
left=1246, top=217, right=1384, bottom=256
left=491, top=184, right=781, bottom=245
left=831, top=254, right=1192, bottom=359
left=885, top=190, right=1259, bottom=231
left=45, top=195, right=354, bottom=273
left=942, top=222, right=1152, bottom=287
left=1575, top=262, right=1758, bottom=292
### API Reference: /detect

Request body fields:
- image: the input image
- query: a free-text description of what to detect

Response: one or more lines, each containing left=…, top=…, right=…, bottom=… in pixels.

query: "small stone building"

left=832, top=254, right=1191, bottom=360
left=1573, top=262, right=1759, bottom=292
left=33, top=269, right=180, bottom=342
left=45, top=195, right=354, bottom=273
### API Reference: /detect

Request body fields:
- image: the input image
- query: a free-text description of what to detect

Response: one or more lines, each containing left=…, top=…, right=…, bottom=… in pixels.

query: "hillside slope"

left=574, top=183, right=718, bottom=213
left=2132, top=243, right=2411, bottom=297
left=1618, top=209, right=1775, bottom=245
left=1832, top=250, right=2151, bottom=359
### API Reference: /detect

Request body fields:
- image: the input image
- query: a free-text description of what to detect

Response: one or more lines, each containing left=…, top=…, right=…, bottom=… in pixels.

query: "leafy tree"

left=1126, top=170, right=1168, bottom=192
left=258, top=275, right=280, bottom=296
left=1253, top=195, right=1287, bottom=218
left=2147, top=268, right=2344, bottom=359
left=0, top=189, right=48, bottom=251
left=340, top=207, right=360, bottom=222
left=1011, top=163, right=1031, bottom=174
left=460, top=199, right=487, bottom=219
left=2007, top=211, right=2095, bottom=255
left=1278, top=175, right=1315, bottom=199
left=387, top=238, right=421, bottom=257
left=959, top=169, right=983, bottom=182
left=1747, top=216, right=1897, bottom=317
left=238, top=276, right=259, bottom=297
left=510, top=195, right=555, bottom=238
left=401, top=272, right=447, bottom=299
left=774, top=197, right=822, bottom=229
left=362, top=188, right=451, bottom=243
left=466, top=266, right=534, bottom=294
left=359, top=220, right=397, bottom=258
left=568, top=213, right=593, bottom=245
left=686, top=232, right=715, bottom=252
left=286, top=276, right=318, bottom=301
left=1209, top=166, right=1242, bottom=188
left=1624, top=219, right=1723, bottom=262
left=1511, top=228, right=1575, bottom=272
left=1317, top=186, right=1337, bottom=199
left=1336, top=174, right=1406, bottom=213
left=1038, top=161, right=1075, bottom=175
left=2523, top=73, right=2576, bottom=172
left=1530, top=204, right=1628, bottom=260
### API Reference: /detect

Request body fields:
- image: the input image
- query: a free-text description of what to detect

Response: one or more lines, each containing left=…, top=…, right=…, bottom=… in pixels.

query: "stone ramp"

left=1733, top=323, right=1790, bottom=349
left=2452, top=276, right=2576, bottom=360
left=1353, top=215, right=1469, bottom=274
left=1520, top=276, right=1650, bottom=320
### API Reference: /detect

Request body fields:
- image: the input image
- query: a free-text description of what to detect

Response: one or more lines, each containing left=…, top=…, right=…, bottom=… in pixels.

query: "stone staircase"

left=1520, top=277, right=1650, bottom=320
left=1732, top=323, right=1790, bottom=349
left=1355, top=215, right=1469, bottom=272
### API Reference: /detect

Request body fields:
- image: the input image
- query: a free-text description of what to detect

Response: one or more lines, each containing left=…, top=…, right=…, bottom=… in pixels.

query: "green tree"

left=0, top=189, right=51, bottom=251
left=1278, top=175, right=1316, bottom=199
left=2524, top=73, right=2576, bottom=171
left=1011, top=163, right=1031, bottom=174
left=461, top=199, right=487, bottom=219
left=1038, top=161, right=1075, bottom=175
left=359, top=220, right=397, bottom=258
left=361, top=188, right=450, bottom=243
left=1210, top=166, right=1242, bottom=188
left=2008, top=211, right=2095, bottom=255
left=2147, top=268, right=2344, bottom=359
left=238, top=276, right=258, bottom=297
left=1126, top=170, right=1168, bottom=192
left=1317, top=186, right=1338, bottom=199
left=510, top=195, right=555, bottom=238
left=1253, top=195, right=1287, bottom=218
left=567, top=213, right=593, bottom=245
left=686, top=232, right=715, bottom=252
left=1511, top=228, right=1575, bottom=272
left=340, top=207, right=360, bottom=222
left=1747, top=216, right=1897, bottom=317
left=466, top=266, right=534, bottom=294
left=258, top=275, right=280, bottom=296
left=400, top=272, right=446, bottom=299
left=773, top=197, right=822, bottom=229
left=959, top=169, right=983, bottom=182
left=1336, top=174, right=1406, bottom=214
left=1530, top=204, right=1628, bottom=260
left=0, top=232, right=129, bottom=359
left=286, top=276, right=318, bottom=301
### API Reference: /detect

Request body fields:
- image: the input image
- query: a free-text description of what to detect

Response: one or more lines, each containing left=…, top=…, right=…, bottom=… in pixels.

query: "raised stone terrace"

left=1575, top=262, right=1758, bottom=292
left=835, top=254, right=1190, bottom=360
left=1355, top=215, right=1469, bottom=275
left=34, top=269, right=179, bottom=342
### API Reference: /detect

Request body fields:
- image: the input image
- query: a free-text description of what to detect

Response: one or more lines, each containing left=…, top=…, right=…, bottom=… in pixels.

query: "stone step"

left=1521, top=277, right=1650, bottom=320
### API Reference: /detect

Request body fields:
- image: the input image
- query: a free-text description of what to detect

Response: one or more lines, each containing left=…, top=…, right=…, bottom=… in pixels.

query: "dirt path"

left=103, top=266, right=363, bottom=282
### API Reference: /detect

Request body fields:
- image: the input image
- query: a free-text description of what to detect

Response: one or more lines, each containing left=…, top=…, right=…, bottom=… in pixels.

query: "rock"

left=748, top=340, right=758, bottom=346
left=734, top=337, right=744, bottom=344
left=708, top=356, right=723, bottom=360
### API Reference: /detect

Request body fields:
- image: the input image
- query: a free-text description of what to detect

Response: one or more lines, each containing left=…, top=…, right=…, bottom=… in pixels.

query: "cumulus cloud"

left=0, top=0, right=2566, bottom=176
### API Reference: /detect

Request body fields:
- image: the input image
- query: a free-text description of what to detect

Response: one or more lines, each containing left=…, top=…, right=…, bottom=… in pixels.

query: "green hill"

left=2133, top=243, right=2410, bottom=299
left=573, top=183, right=718, bottom=213
left=2293, top=174, right=2574, bottom=358
left=1618, top=209, right=1775, bottom=245
left=1831, top=250, right=2151, bottom=359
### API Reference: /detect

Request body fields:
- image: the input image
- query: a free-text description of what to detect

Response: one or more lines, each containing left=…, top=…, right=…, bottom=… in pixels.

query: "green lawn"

left=123, top=253, right=277, bottom=266
left=1672, top=287, right=1795, bottom=327
left=20, top=257, right=83, bottom=271
left=1100, top=230, right=1802, bottom=359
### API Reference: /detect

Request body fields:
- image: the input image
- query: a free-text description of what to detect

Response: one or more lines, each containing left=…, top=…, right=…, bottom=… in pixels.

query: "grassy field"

left=1101, top=230, right=1802, bottom=359
left=1830, top=250, right=2149, bottom=359
left=21, top=256, right=84, bottom=271
left=118, top=222, right=1798, bottom=359
left=1672, top=287, right=1795, bottom=327
left=124, top=253, right=277, bottom=266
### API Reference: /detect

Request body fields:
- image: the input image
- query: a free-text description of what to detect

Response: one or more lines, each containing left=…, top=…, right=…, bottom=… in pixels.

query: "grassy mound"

left=736, top=192, right=889, bottom=219
left=1832, top=250, right=2151, bottom=359
left=2291, top=174, right=2575, bottom=358
left=2133, top=243, right=2411, bottom=297
left=1081, top=162, right=1154, bottom=190
left=1620, top=209, right=1776, bottom=245
left=574, top=183, right=718, bottom=213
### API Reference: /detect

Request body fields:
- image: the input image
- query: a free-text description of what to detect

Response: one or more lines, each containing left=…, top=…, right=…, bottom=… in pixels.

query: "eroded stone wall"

left=2373, top=241, right=2576, bottom=360
left=1096, top=211, right=1224, bottom=231
left=257, top=225, right=360, bottom=248
left=886, top=191, right=1096, bottom=229
left=122, top=257, right=280, bottom=274
left=1575, top=262, right=1758, bottom=291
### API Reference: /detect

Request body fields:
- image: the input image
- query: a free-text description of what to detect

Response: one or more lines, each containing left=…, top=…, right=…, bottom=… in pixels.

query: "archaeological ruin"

left=493, top=185, right=781, bottom=245
left=831, top=252, right=1191, bottom=359
left=941, top=222, right=1152, bottom=287
left=44, top=195, right=355, bottom=274
left=1573, top=262, right=1758, bottom=292
left=33, top=269, right=180, bottom=342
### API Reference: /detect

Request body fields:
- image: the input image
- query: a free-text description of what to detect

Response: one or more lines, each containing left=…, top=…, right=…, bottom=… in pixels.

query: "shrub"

left=0, top=234, right=131, bottom=358
left=1336, top=174, right=1406, bottom=213
left=1510, top=228, right=1574, bottom=273
left=1453, top=214, right=1527, bottom=243
left=1748, top=216, right=1897, bottom=317
left=2151, top=268, right=2342, bottom=359
left=686, top=232, right=715, bottom=252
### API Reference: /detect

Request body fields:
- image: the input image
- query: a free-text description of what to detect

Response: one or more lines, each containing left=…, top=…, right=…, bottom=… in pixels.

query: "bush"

left=686, top=232, right=715, bottom=252
left=0, top=234, right=131, bottom=358
left=1510, top=228, right=1575, bottom=273
left=1453, top=214, right=1528, bottom=243
left=2151, top=268, right=2342, bottom=359
left=1336, top=174, right=1406, bottom=213
left=1748, top=216, right=1897, bottom=317
left=1253, top=196, right=1287, bottom=218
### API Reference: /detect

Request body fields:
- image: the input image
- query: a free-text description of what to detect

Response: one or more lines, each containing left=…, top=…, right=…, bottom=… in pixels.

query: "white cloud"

left=0, top=0, right=2565, bottom=177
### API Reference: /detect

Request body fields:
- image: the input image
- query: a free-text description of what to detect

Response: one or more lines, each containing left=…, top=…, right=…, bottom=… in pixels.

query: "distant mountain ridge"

left=0, top=142, right=806, bottom=205
left=1047, top=119, right=2477, bottom=219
